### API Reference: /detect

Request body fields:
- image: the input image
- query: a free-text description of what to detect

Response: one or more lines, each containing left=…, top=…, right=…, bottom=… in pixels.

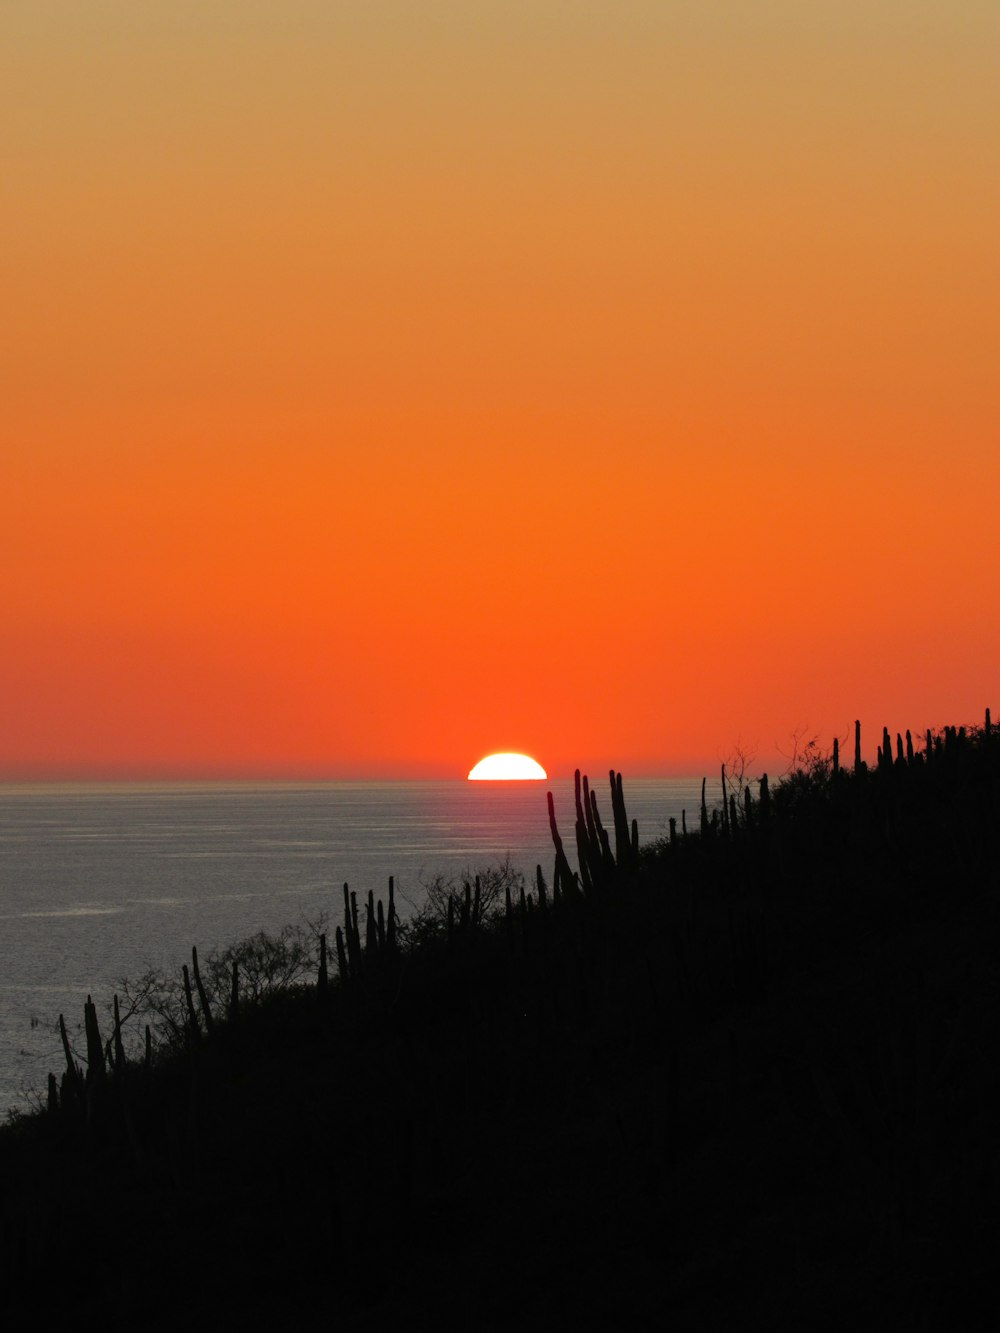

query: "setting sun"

left=467, top=753, right=547, bottom=781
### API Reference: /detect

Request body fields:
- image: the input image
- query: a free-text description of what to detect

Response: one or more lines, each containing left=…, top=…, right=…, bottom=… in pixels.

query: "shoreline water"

left=0, top=777, right=704, bottom=1111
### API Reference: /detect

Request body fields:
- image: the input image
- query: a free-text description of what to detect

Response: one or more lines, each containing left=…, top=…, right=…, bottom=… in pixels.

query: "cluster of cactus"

left=448, top=875, right=484, bottom=940
left=334, top=877, right=397, bottom=982
left=541, top=761, right=783, bottom=907
left=666, top=768, right=768, bottom=848
left=875, top=722, right=915, bottom=771
left=547, top=769, right=638, bottom=898
left=852, top=710, right=993, bottom=775
left=50, top=990, right=151, bottom=1118
left=182, top=946, right=215, bottom=1038
left=498, top=863, right=550, bottom=930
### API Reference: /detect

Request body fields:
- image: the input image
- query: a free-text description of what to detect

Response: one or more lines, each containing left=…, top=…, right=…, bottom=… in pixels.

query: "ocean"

left=0, top=777, right=704, bottom=1112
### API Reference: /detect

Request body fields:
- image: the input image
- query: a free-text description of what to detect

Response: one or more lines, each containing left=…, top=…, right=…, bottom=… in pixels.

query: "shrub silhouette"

left=113, top=916, right=328, bottom=1054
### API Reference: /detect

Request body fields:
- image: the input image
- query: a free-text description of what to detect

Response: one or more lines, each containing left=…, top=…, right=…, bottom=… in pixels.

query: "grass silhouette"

left=1, top=714, right=997, bottom=1327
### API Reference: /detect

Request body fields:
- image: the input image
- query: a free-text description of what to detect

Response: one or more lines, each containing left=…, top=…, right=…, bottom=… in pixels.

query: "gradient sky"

left=2, top=2, right=998, bottom=779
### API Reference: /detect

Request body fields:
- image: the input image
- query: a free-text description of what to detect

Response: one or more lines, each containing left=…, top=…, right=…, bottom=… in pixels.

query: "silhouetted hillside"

left=1, top=716, right=998, bottom=1329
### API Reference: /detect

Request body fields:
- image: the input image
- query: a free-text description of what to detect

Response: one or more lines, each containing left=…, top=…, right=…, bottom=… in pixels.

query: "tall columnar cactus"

left=609, top=769, right=629, bottom=867
left=387, top=877, right=397, bottom=951
left=366, top=890, right=377, bottom=953
left=700, top=778, right=708, bottom=837
left=906, top=730, right=914, bottom=764
left=84, top=995, right=106, bottom=1081
left=112, top=994, right=126, bottom=1072
left=608, top=771, right=637, bottom=872
left=574, top=771, right=597, bottom=894
left=585, top=775, right=607, bottom=883
left=59, top=1012, right=72, bottom=1074
left=582, top=773, right=597, bottom=852
left=350, top=891, right=362, bottom=969
left=547, top=790, right=575, bottom=896
left=343, top=883, right=362, bottom=974
left=59, top=1012, right=81, bottom=1099
left=854, top=719, right=863, bottom=774
left=878, top=726, right=892, bottom=771
left=318, top=933, right=329, bottom=992
left=181, top=966, right=200, bottom=1041
left=191, top=946, right=214, bottom=1036
left=589, top=786, right=614, bottom=871
left=758, top=774, right=771, bottom=824
left=460, top=881, right=472, bottom=932
left=833, top=736, right=839, bottom=775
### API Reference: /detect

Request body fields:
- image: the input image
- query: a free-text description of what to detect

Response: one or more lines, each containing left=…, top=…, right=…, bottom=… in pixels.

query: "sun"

left=467, top=753, right=547, bottom=781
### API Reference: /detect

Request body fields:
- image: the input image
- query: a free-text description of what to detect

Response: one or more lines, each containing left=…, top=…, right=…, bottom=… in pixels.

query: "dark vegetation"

left=1, top=715, right=998, bottom=1327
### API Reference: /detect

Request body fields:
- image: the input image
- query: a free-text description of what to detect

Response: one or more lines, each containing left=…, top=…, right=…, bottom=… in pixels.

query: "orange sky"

left=2, top=2, right=998, bottom=779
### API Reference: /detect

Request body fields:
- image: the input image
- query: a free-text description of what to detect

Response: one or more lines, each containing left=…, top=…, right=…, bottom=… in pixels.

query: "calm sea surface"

left=0, top=778, right=703, bottom=1112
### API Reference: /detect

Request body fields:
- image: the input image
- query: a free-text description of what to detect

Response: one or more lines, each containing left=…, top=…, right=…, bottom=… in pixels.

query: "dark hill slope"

left=2, top=719, right=998, bottom=1329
